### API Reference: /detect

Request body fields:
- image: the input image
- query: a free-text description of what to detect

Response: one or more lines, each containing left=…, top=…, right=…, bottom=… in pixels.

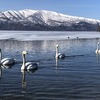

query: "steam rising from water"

left=0, top=31, right=100, bottom=41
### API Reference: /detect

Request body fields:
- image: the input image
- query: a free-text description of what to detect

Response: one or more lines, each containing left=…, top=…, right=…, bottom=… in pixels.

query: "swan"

left=95, top=43, right=100, bottom=54
left=55, top=45, right=65, bottom=59
left=21, top=51, right=38, bottom=72
left=0, top=49, right=15, bottom=66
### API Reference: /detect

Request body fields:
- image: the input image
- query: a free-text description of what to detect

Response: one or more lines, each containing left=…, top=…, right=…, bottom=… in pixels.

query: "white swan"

left=55, top=45, right=65, bottom=59
left=0, top=49, right=15, bottom=66
left=95, top=43, right=100, bottom=54
left=21, top=51, right=38, bottom=72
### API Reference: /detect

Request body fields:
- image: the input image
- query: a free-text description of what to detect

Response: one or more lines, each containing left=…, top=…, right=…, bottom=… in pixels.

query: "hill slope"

left=0, top=9, right=100, bottom=31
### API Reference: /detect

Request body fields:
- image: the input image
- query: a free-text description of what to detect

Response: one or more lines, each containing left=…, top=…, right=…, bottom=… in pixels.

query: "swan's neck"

left=0, top=50, right=2, bottom=77
left=56, top=47, right=59, bottom=58
left=21, top=54, right=26, bottom=70
left=0, top=68, right=2, bottom=78
left=0, top=50, right=2, bottom=65
left=0, top=50, right=2, bottom=62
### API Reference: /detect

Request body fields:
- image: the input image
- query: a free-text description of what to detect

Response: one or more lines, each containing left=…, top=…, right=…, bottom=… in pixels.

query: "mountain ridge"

left=0, top=9, right=100, bottom=31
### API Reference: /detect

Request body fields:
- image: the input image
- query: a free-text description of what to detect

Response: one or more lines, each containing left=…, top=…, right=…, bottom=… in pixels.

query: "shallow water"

left=0, top=32, right=100, bottom=100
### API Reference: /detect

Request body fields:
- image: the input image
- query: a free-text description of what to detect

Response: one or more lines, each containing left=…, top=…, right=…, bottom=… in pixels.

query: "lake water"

left=0, top=31, right=100, bottom=100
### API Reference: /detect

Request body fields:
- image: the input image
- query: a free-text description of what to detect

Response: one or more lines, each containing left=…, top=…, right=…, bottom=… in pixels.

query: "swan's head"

left=98, top=42, right=100, bottom=45
left=56, top=45, right=59, bottom=48
left=22, top=51, right=28, bottom=55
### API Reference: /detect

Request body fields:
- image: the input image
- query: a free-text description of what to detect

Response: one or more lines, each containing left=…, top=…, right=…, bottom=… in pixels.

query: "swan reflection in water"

left=95, top=53, right=100, bottom=63
left=55, top=58, right=58, bottom=69
left=0, top=64, right=14, bottom=78
left=1, top=64, right=14, bottom=69
left=0, top=65, right=2, bottom=78
left=22, top=71, right=27, bottom=88
left=55, top=57, right=63, bottom=69
left=21, top=68, right=38, bottom=88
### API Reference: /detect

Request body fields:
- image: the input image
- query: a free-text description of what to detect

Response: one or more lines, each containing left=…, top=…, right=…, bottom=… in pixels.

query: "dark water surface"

left=0, top=38, right=100, bottom=100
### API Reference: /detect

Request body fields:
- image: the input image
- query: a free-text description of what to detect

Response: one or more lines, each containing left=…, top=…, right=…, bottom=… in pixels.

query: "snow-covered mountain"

left=0, top=9, right=100, bottom=31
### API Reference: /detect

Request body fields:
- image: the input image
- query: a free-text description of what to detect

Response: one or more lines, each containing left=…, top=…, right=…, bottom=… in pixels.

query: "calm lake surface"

left=0, top=31, right=100, bottom=100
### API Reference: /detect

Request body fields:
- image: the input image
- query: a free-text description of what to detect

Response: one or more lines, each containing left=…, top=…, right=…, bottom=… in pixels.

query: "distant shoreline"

left=0, top=30, right=99, bottom=32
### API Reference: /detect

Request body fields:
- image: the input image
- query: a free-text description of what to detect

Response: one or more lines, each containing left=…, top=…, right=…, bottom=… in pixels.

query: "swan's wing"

left=1, top=58, right=15, bottom=65
left=58, top=53, right=65, bottom=59
left=25, top=62, right=37, bottom=70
